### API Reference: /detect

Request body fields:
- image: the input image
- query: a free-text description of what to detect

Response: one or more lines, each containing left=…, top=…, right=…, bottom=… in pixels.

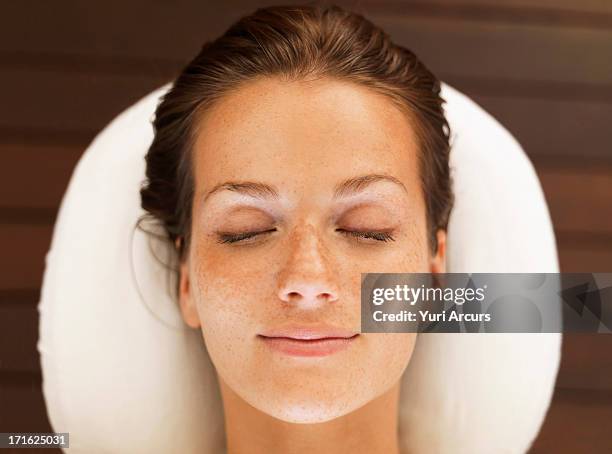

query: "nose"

left=276, top=224, right=340, bottom=309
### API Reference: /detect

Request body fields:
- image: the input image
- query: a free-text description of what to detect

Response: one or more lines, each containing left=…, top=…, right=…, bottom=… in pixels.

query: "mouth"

left=257, top=325, right=360, bottom=357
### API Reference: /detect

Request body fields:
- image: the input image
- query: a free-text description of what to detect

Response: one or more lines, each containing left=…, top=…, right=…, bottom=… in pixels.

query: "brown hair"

left=140, top=3, right=453, bottom=265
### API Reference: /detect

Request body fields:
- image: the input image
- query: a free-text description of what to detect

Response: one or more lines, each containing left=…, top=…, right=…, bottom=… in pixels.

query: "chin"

left=263, top=402, right=354, bottom=424
left=241, top=390, right=368, bottom=424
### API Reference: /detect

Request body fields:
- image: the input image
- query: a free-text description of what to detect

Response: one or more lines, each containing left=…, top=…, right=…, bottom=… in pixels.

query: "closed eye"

left=216, top=229, right=277, bottom=244
left=336, top=229, right=395, bottom=243
left=216, top=228, right=396, bottom=244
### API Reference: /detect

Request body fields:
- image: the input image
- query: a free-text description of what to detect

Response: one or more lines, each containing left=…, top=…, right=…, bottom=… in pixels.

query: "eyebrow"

left=202, top=173, right=408, bottom=204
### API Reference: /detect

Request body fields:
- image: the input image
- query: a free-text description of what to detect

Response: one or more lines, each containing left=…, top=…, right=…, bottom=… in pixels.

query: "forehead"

left=191, top=76, right=421, bottom=198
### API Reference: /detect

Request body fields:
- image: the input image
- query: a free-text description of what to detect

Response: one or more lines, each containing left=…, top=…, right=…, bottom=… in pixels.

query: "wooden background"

left=1, top=0, right=611, bottom=452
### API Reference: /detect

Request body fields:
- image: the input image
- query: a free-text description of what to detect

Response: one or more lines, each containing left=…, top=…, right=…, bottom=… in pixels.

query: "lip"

left=258, top=325, right=360, bottom=357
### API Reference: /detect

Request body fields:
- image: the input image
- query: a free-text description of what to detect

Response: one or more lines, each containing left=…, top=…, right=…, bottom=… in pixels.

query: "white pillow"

left=38, top=82, right=561, bottom=454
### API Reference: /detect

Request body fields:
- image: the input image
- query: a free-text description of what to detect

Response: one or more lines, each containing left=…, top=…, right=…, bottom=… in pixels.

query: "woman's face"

left=179, top=76, right=446, bottom=423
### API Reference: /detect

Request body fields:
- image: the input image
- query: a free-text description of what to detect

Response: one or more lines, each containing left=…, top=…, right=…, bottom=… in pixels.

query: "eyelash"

left=216, top=228, right=395, bottom=244
left=217, top=229, right=276, bottom=244
left=337, top=229, right=395, bottom=243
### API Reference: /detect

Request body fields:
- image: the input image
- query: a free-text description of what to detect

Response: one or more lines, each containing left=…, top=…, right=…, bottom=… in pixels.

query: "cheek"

left=365, top=333, right=416, bottom=383
left=189, top=243, right=273, bottom=332
left=188, top=254, right=268, bottom=385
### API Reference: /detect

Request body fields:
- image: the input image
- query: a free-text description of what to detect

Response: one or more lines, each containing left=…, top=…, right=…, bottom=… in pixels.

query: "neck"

left=219, top=378, right=401, bottom=454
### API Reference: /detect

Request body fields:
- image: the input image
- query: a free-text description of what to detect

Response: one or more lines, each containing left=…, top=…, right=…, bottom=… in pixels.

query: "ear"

left=176, top=238, right=201, bottom=329
left=430, top=229, right=447, bottom=274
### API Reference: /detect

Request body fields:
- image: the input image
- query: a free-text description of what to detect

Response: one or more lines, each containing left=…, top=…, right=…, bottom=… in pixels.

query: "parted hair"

left=140, top=3, right=454, bottom=262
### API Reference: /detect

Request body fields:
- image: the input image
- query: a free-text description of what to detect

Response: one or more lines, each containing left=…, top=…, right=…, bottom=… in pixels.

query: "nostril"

left=280, top=289, right=339, bottom=305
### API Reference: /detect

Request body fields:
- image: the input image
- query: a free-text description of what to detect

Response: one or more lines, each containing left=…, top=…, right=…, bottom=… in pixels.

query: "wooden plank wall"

left=0, top=1, right=610, bottom=452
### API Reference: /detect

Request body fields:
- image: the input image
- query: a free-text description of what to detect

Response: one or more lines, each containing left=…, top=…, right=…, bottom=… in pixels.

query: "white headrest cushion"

left=38, top=82, right=561, bottom=453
